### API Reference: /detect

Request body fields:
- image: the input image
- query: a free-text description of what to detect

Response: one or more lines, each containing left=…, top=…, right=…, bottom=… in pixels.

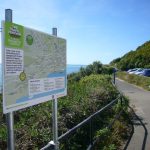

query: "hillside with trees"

left=110, top=41, right=150, bottom=70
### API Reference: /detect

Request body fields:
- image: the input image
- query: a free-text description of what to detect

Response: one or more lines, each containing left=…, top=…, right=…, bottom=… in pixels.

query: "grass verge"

left=117, top=71, right=150, bottom=91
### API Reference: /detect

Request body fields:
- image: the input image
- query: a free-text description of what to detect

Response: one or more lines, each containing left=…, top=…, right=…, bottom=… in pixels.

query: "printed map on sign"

left=3, top=21, right=66, bottom=113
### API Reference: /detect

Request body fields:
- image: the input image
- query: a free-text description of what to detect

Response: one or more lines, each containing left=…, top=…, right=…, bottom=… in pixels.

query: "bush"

left=0, top=61, right=130, bottom=149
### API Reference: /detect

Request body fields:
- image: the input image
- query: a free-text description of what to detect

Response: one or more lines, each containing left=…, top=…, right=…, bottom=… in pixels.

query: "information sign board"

left=2, top=21, right=67, bottom=113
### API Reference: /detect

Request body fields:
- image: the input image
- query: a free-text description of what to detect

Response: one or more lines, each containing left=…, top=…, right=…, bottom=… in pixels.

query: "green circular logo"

left=26, top=35, right=33, bottom=45
left=19, top=71, right=26, bottom=81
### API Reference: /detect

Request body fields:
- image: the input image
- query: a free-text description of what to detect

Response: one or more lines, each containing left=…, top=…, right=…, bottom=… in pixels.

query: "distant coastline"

left=67, top=64, right=86, bottom=74
left=0, top=64, right=86, bottom=93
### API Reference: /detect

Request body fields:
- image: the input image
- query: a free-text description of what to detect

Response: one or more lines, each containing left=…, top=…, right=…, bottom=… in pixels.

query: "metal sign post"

left=52, top=28, right=59, bottom=150
left=113, top=68, right=116, bottom=85
left=5, top=9, right=15, bottom=150
left=6, top=113, right=14, bottom=150
left=52, top=96, right=58, bottom=150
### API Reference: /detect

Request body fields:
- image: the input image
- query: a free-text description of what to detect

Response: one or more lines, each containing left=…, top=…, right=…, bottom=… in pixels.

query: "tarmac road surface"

left=116, top=78, right=150, bottom=150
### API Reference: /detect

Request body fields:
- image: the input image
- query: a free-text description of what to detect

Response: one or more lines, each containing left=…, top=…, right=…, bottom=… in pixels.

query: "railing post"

left=90, top=118, right=93, bottom=146
left=121, top=96, right=123, bottom=106
left=5, top=9, right=15, bottom=150
left=113, top=68, right=116, bottom=85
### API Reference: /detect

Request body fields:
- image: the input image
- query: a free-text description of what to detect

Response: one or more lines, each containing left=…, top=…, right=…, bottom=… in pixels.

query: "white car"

left=128, top=68, right=139, bottom=74
left=134, top=69, right=144, bottom=75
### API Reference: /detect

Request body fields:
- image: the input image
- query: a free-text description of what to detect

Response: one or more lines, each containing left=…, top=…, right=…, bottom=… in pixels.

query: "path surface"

left=116, top=79, right=150, bottom=150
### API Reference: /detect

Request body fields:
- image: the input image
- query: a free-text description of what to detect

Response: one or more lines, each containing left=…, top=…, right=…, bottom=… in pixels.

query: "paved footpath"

left=116, top=79, right=150, bottom=150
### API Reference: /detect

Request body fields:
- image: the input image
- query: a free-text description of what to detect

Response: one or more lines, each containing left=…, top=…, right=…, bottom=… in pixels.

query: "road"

left=116, top=78, right=150, bottom=150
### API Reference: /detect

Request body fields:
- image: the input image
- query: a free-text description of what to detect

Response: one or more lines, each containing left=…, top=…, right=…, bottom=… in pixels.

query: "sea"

left=0, top=64, right=86, bottom=92
left=67, top=64, right=86, bottom=74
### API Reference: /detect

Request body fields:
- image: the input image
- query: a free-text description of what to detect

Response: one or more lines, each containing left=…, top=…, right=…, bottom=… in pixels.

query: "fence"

left=41, top=93, right=125, bottom=150
left=41, top=71, right=148, bottom=150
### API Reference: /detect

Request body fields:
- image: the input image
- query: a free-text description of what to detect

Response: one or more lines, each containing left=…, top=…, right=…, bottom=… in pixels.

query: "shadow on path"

left=123, top=106, right=148, bottom=150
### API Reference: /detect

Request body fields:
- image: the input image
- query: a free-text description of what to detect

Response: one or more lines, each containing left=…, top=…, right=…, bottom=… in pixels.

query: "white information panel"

left=2, top=21, right=67, bottom=113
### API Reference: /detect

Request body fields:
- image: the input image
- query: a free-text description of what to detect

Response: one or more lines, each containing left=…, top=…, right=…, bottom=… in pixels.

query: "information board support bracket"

left=5, top=9, right=15, bottom=150
left=52, top=27, right=59, bottom=150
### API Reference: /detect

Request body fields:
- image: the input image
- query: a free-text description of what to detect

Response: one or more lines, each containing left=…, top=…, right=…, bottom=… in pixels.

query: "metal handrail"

left=41, top=94, right=122, bottom=150
left=58, top=96, right=120, bottom=141
left=41, top=72, right=122, bottom=150
left=87, top=109, right=123, bottom=150
left=41, top=141, right=55, bottom=150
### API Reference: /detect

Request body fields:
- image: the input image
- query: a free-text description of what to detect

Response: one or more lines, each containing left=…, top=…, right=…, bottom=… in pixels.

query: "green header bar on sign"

left=5, top=22, right=24, bottom=48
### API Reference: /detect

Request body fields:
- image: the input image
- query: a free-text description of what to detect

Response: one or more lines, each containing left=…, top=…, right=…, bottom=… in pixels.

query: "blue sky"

left=0, top=0, right=150, bottom=65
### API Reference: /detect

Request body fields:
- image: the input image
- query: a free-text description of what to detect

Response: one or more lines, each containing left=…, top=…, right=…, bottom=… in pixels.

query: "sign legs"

left=6, top=112, right=15, bottom=150
left=5, top=9, right=15, bottom=150
left=52, top=97, right=59, bottom=150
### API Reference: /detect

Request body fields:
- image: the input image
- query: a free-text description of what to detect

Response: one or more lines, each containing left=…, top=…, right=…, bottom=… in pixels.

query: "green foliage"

left=95, top=116, right=130, bottom=150
left=96, top=127, right=110, bottom=139
left=103, top=144, right=116, bottom=150
left=68, top=61, right=114, bottom=82
left=117, top=71, right=150, bottom=91
left=110, top=41, right=150, bottom=70
left=0, top=61, right=130, bottom=149
left=93, top=95, right=130, bottom=150
left=102, top=65, right=115, bottom=75
left=0, top=95, right=7, bottom=149
left=110, top=57, right=121, bottom=66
